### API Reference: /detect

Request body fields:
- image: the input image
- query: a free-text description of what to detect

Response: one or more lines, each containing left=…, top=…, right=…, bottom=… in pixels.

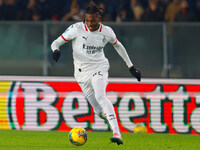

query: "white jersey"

left=51, top=22, right=133, bottom=72
left=51, top=22, right=133, bottom=96
left=61, top=22, right=117, bottom=70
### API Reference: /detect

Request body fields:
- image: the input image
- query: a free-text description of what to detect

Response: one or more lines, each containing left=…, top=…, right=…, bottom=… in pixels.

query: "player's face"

left=85, top=13, right=101, bottom=31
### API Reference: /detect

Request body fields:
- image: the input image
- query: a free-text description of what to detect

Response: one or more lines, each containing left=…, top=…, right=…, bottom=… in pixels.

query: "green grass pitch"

left=0, top=130, right=200, bottom=150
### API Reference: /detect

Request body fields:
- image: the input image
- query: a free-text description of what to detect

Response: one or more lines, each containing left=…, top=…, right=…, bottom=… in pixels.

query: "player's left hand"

left=129, top=66, right=141, bottom=82
left=52, top=49, right=61, bottom=62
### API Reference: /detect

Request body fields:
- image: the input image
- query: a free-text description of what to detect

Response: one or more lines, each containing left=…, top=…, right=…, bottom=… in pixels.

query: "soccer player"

left=51, top=4, right=141, bottom=145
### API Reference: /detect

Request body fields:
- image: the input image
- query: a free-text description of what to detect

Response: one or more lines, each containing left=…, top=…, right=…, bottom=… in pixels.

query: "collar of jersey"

left=84, top=23, right=102, bottom=32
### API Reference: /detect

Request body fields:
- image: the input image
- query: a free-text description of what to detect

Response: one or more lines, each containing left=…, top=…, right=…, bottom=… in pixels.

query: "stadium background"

left=0, top=0, right=200, bottom=137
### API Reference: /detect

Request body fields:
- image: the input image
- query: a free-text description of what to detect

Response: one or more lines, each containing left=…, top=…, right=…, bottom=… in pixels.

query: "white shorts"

left=74, top=63, right=109, bottom=98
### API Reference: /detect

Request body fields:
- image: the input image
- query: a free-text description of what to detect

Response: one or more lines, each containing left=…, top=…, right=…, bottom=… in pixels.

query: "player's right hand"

left=129, top=66, right=141, bottom=82
left=52, top=49, right=61, bottom=62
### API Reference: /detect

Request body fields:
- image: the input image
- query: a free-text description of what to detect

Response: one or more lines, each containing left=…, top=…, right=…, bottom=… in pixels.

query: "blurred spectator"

left=98, top=2, right=112, bottom=22
left=175, top=0, right=197, bottom=22
left=130, top=0, right=144, bottom=21
left=0, top=0, right=4, bottom=20
left=32, top=11, right=41, bottom=21
left=142, top=0, right=164, bottom=22
left=17, top=0, right=52, bottom=21
left=34, top=0, right=51, bottom=20
left=17, top=0, right=36, bottom=20
left=61, top=4, right=83, bottom=21
left=195, top=0, right=200, bottom=21
left=160, top=0, right=171, bottom=10
left=62, top=0, right=88, bottom=16
left=48, top=0, right=65, bottom=21
left=116, top=0, right=135, bottom=22
left=165, top=0, right=181, bottom=22
left=1, top=0, right=200, bottom=22
left=105, top=0, right=121, bottom=21
left=116, top=9, right=134, bottom=22
left=62, top=0, right=73, bottom=15
left=3, top=0, right=18, bottom=20
left=79, top=0, right=93, bottom=9
left=186, top=0, right=196, bottom=9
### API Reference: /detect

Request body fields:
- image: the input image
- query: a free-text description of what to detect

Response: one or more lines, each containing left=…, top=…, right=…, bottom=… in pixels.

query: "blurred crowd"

left=0, top=0, right=200, bottom=22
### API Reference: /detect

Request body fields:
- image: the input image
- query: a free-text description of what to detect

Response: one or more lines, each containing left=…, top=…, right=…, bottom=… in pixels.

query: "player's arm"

left=107, top=26, right=141, bottom=82
left=51, top=24, right=77, bottom=62
left=51, top=37, right=66, bottom=62
left=113, top=40, right=133, bottom=68
left=113, top=40, right=141, bottom=82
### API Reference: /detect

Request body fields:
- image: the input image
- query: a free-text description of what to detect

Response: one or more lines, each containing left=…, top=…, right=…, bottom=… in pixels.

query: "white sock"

left=113, top=127, right=121, bottom=136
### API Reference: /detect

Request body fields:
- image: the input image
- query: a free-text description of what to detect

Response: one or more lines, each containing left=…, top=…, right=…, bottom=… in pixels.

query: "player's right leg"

left=86, top=93, right=123, bottom=145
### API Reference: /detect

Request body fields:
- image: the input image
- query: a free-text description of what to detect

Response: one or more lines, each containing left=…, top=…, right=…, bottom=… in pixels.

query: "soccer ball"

left=68, top=127, right=87, bottom=146
left=133, top=124, right=147, bottom=133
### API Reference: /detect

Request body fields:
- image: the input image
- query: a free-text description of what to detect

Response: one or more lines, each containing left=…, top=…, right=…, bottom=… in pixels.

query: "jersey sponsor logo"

left=83, top=44, right=103, bottom=54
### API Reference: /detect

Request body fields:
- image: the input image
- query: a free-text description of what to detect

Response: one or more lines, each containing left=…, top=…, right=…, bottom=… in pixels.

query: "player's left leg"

left=86, top=93, right=108, bottom=122
left=91, top=71, right=123, bottom=145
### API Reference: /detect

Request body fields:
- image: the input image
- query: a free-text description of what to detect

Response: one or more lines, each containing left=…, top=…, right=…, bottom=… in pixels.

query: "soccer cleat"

left=110, top=133, right=123, bottom=145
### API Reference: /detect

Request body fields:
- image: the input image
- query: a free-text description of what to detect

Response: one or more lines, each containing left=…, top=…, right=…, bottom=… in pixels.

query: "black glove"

left=52, top=49, right=61, bottom=62
left=129, top=66, right=141, bottom=82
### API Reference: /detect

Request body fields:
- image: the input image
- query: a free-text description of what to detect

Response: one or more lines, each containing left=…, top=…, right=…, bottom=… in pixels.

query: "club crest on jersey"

left=103, top=36, right=106, bottom=43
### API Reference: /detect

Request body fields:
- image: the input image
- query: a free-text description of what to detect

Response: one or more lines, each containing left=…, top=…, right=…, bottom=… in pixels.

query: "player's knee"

left=94, top=93, right=106, bottom=105
left=93, top=105, right=103, bottom=115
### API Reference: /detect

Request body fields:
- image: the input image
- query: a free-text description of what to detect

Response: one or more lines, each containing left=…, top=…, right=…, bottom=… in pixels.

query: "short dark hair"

left=85, top=4, right=101, bottom=15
